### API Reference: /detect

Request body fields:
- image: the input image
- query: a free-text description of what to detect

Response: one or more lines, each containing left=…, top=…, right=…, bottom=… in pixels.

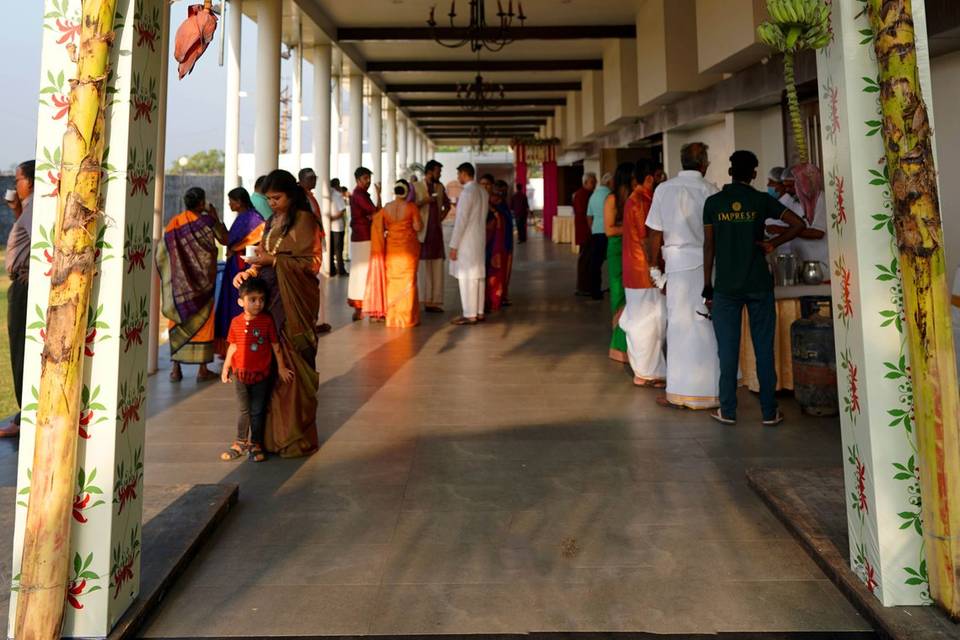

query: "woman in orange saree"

left=157, top=186, right=228, bottom=382
left=363, top=211, right=387, bottom=322
left=382, top=180, right=423, bottom=328
left=234, top=170, right=321, bottom=458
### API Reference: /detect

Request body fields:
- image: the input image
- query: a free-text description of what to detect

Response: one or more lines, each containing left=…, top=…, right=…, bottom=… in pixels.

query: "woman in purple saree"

left=214, top=187, right=265, bottom=357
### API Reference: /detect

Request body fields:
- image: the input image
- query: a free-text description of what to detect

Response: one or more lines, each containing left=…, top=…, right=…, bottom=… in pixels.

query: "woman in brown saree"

left=234, top=170, right=321, bottom=458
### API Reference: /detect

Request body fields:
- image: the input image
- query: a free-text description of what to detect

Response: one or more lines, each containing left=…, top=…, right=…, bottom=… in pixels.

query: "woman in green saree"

left=234, top=170, right=322, bottom=458
left=605, top=162, right=634, bottom=364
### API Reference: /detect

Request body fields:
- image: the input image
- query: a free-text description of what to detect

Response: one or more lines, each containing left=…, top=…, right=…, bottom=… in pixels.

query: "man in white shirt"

left=328, top=178, right=348, bottom=277
left=646, top=142, right=721, bottom=410
left=449, top=162, right=488, bottom=325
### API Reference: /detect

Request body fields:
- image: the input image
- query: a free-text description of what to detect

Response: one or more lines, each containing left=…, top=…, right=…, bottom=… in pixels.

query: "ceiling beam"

left=367, top=59, right=602, bottom=72
left=385, top=82, right=581, bottom=93
left=417, top=119, right=548, bottom=126
left=408, top=110, right=555, bottom=118
left=400, top=98, right=565, bottom=107
left=423, top=127, right=540, bottom=136
left=338, top=25, right=636, bottom=42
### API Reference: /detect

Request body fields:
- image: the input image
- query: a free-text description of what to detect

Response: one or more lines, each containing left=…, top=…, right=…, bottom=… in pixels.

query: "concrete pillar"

left=581, top=70, right=605, bottom=139
left=369, top=87, right=383, bottom=186
left=330, top=50, right=342, bottom=182
left=254, top=0, right=281, bottom=178
left=815, top=0, right=934, bottom=606
left=398, top=114, right=408, bottom=176
left=313, top=43, right=332, bottom=273
left=602, top=38, right=640, bottom=126
left=385, top=103, right=397, bottom=188
left=148, top=0, right=171, bottom=377
left=554, top=106, right=566, bottom=148
left=290, top=22, right=303, bottom=169
left=11, top=1, right=167, bottom=634
left=348, top=70, right=363, bottom=173
left=566, top=91, right=582, bottom=145
left=223, top=0, right=242, bottom=215
left=313, top=44, right=332, bottom=209
left=406, top=122, right=416, bottom=170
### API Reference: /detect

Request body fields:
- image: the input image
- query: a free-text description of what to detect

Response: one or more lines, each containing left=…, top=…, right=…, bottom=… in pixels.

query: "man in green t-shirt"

left=703, top=150, right=804, bottom=426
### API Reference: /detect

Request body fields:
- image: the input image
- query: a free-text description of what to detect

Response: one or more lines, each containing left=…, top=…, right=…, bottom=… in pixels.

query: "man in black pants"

left=1, top=160, right=35, bottom=438
left=328, top=178, right=347, bottom=276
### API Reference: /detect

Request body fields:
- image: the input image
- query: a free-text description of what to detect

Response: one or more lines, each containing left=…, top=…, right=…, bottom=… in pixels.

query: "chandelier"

left=471, top=123, right=489, bottom=153
left=428, top=1, right=526, bottom=53
left=456, top=73, right=505, bottom=111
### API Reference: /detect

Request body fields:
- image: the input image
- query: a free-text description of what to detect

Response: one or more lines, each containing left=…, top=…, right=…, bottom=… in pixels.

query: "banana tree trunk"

left=14, top=1, right=118, bottom=637
left=868, top=0, right=960, bottom=619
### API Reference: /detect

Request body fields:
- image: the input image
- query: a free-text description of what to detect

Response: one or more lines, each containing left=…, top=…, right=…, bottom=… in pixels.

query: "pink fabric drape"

left=516, top=162, right=527, bottom=191
left=542, top=144, right=558, bottom=238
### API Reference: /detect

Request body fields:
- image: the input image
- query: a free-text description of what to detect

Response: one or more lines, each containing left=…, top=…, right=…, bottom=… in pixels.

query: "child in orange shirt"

left=220, top=277, right=292, bottom=462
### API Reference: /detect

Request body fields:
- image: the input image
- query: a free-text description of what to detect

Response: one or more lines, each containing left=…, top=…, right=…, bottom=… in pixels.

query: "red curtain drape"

left=514, top=143, right=527, bottom=191
left=542, top=144, right=558, bottom=239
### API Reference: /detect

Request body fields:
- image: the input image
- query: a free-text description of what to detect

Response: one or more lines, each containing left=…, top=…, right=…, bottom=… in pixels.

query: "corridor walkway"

left=24, top=236, right=875, bottom=635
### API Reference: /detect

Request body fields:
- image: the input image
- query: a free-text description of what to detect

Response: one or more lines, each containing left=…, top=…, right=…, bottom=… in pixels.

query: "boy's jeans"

left=234, top=376, right=273, bottom=444
left=711, top=290, right=778, bottom=420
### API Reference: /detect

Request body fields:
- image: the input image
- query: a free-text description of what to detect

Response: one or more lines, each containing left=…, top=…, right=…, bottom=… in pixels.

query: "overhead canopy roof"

left=242, top=0, right=960, bottom=146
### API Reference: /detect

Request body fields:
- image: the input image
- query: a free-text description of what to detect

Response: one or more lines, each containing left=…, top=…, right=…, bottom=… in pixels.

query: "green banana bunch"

left=757, top=0, right=832, bottom=53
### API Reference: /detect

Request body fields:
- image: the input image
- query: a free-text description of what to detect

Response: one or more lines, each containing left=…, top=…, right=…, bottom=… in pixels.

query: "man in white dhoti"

left=449, top=162, right=488, bottom=325
left=347, top=166, right=381, bottom=321
left=618, top=160, right=666, bottom=387
left=418, top=159, right=451, bottom=312
left=646, top=142, right=721, bottom=409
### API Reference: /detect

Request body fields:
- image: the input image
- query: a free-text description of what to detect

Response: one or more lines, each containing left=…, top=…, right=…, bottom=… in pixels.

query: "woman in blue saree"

left=214, top=187, right=265, bottom=357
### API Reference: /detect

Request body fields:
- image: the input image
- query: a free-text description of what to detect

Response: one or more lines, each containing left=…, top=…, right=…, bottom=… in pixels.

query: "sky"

left=2, top=4, right=321, bottom=171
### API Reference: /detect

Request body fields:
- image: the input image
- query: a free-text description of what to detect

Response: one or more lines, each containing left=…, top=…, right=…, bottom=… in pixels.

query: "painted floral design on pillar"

left=8, top=0, right=166, bottom=635
left=816, top=0, right=932, bottom=605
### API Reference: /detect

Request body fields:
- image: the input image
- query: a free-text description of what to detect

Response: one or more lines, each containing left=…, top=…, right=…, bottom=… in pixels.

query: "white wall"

left=662, top=106, right=784, bottom=190
left=663, top=118, right=733, bottom=188
left=932, top=51, right=960, bottom=281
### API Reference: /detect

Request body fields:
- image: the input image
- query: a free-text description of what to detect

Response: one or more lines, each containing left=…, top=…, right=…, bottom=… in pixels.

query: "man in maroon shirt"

left=573, top=172, right=597, bottom=296
left=420, top=160, right=451, bottom=312
left=509, top=183, right=531, bottom=243
left=347, top=166, right=381, bottom=320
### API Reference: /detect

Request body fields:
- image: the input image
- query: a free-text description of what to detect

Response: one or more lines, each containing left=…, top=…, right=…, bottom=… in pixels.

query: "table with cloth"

left=551, top=206, right=579, bottom=253
left=738, top=284, right=832, bottom=392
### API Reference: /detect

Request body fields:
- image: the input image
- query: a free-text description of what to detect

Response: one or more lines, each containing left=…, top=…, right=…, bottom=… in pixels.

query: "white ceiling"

left=310, top=0, right=639, bottom=28
left=254, top=0, right=642, bottom=136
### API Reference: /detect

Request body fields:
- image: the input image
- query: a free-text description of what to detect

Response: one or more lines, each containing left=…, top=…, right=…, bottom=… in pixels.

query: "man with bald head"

left=647, top=142, right=721, bottom=411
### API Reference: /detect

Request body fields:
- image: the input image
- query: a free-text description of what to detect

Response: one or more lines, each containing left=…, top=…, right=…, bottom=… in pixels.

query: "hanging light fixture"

left=470, top=122, right=489, bottom=153
left=428, top=0, right=526, bottom=53
left=456, top=72, right=506, bottom=111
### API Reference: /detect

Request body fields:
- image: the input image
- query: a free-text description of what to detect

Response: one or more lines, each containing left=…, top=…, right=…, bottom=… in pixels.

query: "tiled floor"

left=1, top=233, right=873, bottom=636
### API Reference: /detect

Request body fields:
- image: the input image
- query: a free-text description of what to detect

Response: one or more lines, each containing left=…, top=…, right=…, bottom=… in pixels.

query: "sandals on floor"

left=169, top=368, right=183, bottom=383
left=635, top=378, right=666, bottom=389
left=451, top=316, right=478, bottom=326
left=248, top=443, right=266, bottom=463
left=710, top=410, right=737, bottom=425
left=762, top=410, right=784, bottom=427
left=197, top=369, right=218, bottom=383
left=220, top=441, right=248, bottom=461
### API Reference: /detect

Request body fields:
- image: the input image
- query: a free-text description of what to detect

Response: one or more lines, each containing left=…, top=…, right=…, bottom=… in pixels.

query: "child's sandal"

left=248, top=444, right=266, bottom=463
left=219, top=441, right=247, bottom=461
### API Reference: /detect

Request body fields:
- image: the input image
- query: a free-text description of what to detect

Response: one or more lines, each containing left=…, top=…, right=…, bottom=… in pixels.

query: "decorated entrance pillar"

left=8, top=0, right=164, bottom=635
left=816, top=0, right=937, bottom=606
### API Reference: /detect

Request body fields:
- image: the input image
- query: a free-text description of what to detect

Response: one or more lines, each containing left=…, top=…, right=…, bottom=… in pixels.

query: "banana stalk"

left=783, top=50, right=808, bottom=164
left=868, top=0, right=960, bottom=618
left=14, top=1, right=118, bottom=637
